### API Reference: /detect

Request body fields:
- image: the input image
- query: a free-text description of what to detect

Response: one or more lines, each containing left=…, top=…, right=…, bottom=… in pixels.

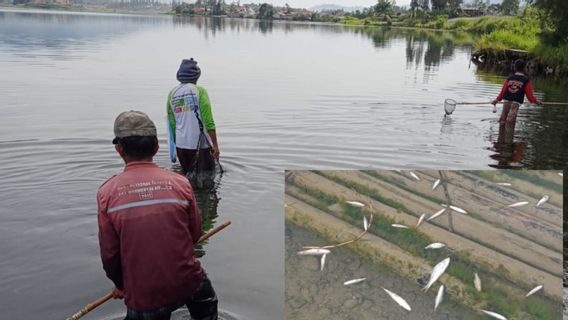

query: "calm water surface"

left=1, top=8, right=567, bottom=320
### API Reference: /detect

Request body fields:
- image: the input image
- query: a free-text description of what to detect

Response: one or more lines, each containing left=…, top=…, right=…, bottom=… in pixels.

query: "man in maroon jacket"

left=97, top=110, right=218, bottom=320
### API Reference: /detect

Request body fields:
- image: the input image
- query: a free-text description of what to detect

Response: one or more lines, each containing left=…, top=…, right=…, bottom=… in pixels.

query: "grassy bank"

left=341, top=8, right=567, bottom=70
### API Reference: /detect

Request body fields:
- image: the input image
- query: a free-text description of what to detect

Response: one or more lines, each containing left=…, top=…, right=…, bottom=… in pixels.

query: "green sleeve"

left=197, top=86, right=216, bottom=131
left=166, top=89, right=176, bottom=142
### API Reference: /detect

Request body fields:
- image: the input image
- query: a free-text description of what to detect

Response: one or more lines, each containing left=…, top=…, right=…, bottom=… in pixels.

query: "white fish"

left=434, top=285, right=444, bottom=310
left=416, top=214, right=426, bottom=227
left=536, top=195, right=549, bottom=207
left=432, top=179, right=441, bottom=190
left=382, top=288, right=412, bottom=311
left=424, top=257, right=450, bottom=292
left=427, top=208, right=446, bottom=221
left=298, top=248, right=331, bottom=256
left=496, top=182, right=512, bottom=186
left=343, top=278, right=366, bottom=286
left=508, top=201, right=529, bottom=208
left=363, top=216, right=368, bottom=231
left=481, top=310, right=507, bottom=320
left=425, top=242, right=446, bottom=250
left=474, top=273, right=481, bottom=292
left=409, top=171, right=420, bottom=181
left=320, top=253, right=327, bottom=271
left=559, top=172, right=563, bottom=177
left=449, top=205, right=468, bottom=214
left=392, top=224, right=409, bottom=229
left=346, top=201, right=365, bottom=207
left=525, top=284, right=543, bottom=297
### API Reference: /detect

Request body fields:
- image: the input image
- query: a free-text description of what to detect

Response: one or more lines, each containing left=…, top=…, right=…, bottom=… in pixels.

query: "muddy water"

left=285, top=223, right=479, bottom=320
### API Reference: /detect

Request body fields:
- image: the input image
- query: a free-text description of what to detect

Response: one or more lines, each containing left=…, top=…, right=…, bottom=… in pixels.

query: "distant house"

left=461, top=4, right=484, bottom=16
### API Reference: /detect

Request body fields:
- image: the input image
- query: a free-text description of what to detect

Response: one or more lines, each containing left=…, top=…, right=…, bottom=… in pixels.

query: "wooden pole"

left=66, top=220, right=231, bottom=320
left=438, top=171, right=455, bottom=233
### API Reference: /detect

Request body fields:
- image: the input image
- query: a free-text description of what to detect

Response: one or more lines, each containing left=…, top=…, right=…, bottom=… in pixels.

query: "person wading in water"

left=167, top=58, right=220, bottom=177
left=97, top=110, right=218, bottom=320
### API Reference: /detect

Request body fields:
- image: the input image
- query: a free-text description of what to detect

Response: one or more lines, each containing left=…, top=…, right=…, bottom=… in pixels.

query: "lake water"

left=0, top=8, right=566, bottom=320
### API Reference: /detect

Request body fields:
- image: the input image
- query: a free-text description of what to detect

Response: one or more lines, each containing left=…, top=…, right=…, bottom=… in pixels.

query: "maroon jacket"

left=97, top=161, right=205, bottom=310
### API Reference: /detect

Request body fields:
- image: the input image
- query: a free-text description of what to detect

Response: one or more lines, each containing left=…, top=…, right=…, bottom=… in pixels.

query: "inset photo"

left=285, top=170, right=563, bottom=320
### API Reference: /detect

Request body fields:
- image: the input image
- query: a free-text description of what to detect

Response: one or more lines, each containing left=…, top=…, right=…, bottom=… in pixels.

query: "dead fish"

left=496, top=182, right=512, bottom=186
left=432, top=179, right=441, bottom=190
left=427, top=208, right=446, bottom=221
left=416, top=214, right=426, bottom=227
left=320, top=253, right=327, bottom=271
left=424, top=257, right=450, bottom=292
left=559, top=172, right=563, bottom=177
left=363, top=216, right=368, bottom=231
left=346, top=201, right=365, bottom=207
left=392, top=224, right=409, bottom=229
left=474, top=273, right=481, bottom=292
left=344, top=278, right=366, bottom=286
left=481, top=310, right=507, bottom=320
left=409, top=171, right=420, bottom=181
left=449, top=205, right=468, bottom=214
left=425, top=242, right=446, bottom=250
left=507, top=201, right=529, bottom=208
left=382, top=288, right=412, bottom=311
left=525, top=284, right=543, bottom=297
left=434, top=285, right=444, bottom=311
left=536, top=195, right=549, bottom=207
left=298, top=248, right=330, bottom=256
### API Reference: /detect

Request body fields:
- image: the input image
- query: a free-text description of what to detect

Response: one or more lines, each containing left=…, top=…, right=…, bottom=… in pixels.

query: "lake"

left=0, top=7, right=566, bottom=320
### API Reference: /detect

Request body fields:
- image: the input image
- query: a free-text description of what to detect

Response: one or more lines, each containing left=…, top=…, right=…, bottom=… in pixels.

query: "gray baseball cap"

left=113, top=111, right=157, bottom=142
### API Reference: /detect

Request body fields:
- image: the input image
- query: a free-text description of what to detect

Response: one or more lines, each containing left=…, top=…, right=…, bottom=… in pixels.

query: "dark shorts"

left=124, top=277, right=218, bottom=320
left=177, top=147, right=215, bottom=173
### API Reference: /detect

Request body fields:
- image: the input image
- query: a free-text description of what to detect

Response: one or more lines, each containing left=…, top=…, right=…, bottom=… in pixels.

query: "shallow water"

left=285, top=223, right=480, bottom=320
left=1, top=8, right=567, bottom=320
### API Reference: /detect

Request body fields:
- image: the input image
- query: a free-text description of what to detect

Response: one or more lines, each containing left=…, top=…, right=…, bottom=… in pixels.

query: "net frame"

left=444, top=99, right=457, bottom=115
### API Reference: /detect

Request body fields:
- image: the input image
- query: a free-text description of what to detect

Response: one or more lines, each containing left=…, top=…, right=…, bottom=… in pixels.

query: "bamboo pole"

left=66, top=220, right=231, bottom=320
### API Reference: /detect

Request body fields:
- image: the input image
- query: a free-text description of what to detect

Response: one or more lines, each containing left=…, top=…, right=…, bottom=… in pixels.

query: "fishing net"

left=444, top=99, right=457, bottom=115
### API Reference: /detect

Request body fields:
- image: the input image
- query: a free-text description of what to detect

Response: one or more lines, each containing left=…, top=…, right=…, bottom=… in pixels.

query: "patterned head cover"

left=177, top=58, right=201, bottom=83
left=113, top=110, right=157, bottom=139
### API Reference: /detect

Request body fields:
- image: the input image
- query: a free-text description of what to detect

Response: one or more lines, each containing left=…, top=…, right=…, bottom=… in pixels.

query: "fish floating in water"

left=536, top=195, right=549, bottom=207
left=427, top=208, right=446, bottom=222
left=320, top=253, right=327, bottom=271
left=525, top=284, right=543, bottom=297
left=559, top=172, right=563, bottom=177
left=416, top=214, right=425, bottom=227
left=474, top=273, right=482, bottom=292
left=449, top=205, right=468, bottom=214
left=383, top=288, right=412, bottom=311
left=363, top=216, right=368, bottom=231
left=424, top=257, right=450, bottom=292
left=425, top=242, right=446, bottom=250
left=346, top=201, right=365, bottom=207
left=434, top=285, right=444, bottom=311
left=496, top=182, right=512, bottom=186
left=409, top=171, right=420, bottom=181
left=298, top=248, right=330, bottom=256
left=507, top=201, right=529, bottom=208
left=392, top=224, right=409, bottom=229
left=343, top=278, right=366, bottom=286
left=432, top=179, right=441, bottom=190
left=481, top=310, right=507, bottom=320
